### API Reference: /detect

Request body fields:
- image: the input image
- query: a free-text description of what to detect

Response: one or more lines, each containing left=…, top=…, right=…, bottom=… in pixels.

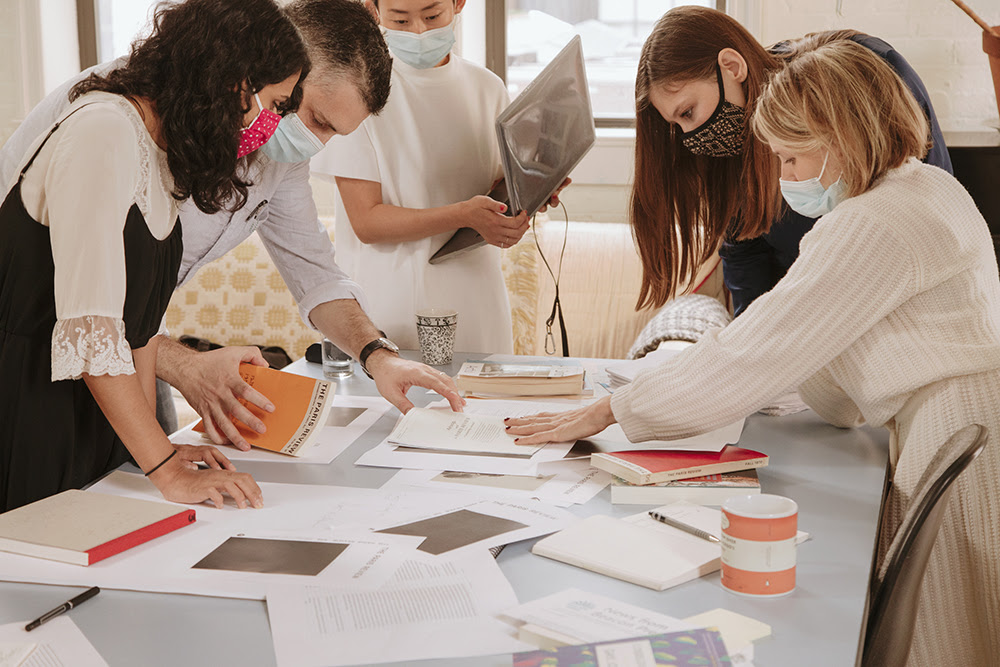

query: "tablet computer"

left=429, top=35, right=595, bottom=265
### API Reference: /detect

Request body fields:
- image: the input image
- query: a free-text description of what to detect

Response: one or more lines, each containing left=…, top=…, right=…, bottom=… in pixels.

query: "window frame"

left=486, top=0, right=728, bottom=129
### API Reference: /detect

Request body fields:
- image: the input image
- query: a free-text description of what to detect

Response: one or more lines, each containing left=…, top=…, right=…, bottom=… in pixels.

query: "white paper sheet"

left=0, top=618, right=107, bottom=667
left=386, top=407, right=543, bottom=456
left=381, top=459, right=609, bottom=507
left=0, top=472, right=573, bottom=598
left=501, top=588, right=693, bottom=646
left=585, top=418, right=745, bottom=453
left=170, top=396, right=391, bottom=464
left=605, top=347, right=686, bottom=386
left=683, top=608, right=771, bottom=656
left=0, top=474, right=423, bottom=600
left=0, top=642, right=34, bottom=667
left=358, top=399, right=581, bottom=475
left=266, top=550, right=532, bottom=666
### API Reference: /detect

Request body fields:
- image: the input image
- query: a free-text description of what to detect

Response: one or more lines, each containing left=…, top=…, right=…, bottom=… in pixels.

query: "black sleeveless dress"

left=0, top=104, right=183, bottom=512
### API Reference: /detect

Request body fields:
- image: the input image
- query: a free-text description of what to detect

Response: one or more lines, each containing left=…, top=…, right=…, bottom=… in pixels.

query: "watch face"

left=380, top=337, right=400, bottom=353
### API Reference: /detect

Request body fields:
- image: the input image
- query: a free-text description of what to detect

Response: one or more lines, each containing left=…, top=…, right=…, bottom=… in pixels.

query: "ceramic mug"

left=415, top=308, right=458, bottom=365
left=720, top=494, right=798, bottom=597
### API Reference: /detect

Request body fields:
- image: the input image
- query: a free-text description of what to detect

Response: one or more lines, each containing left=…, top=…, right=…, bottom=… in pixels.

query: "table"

left=0, top=352, right=889, bottom=666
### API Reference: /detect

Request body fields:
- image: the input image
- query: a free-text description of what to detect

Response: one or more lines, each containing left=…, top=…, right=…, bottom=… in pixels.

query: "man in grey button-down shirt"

left=1, top=0, right=464, bottom=449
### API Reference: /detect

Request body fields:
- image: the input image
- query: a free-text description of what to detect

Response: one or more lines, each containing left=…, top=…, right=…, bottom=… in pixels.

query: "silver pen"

left=648, top=511, right=721, bottom=544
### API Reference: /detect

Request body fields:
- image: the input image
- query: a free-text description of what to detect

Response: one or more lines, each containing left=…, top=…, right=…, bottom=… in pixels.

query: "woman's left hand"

left=505, top=395, right=616, bottom=446
left=173, top=444, right=237, bottom=471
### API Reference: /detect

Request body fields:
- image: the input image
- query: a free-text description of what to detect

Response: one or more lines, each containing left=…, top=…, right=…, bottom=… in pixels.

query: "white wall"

left=0, top=0, right=79, bottom=150
left=560, top=0, right=1000, bottom=221
left=757, top=0, right=999, bottom=131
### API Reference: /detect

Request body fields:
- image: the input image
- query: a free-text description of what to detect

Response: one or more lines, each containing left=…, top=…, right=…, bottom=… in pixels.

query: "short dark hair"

left=70, top=0, right=308, bottom=215
left=285, top=0, right=393, bottom=115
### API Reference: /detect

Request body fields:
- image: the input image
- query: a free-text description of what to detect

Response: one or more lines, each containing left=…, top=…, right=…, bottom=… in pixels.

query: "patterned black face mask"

left=680, top=65, right=746, bottom=157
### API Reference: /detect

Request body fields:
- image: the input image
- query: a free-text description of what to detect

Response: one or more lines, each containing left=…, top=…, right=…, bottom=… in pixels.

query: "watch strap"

left=359, top=337, right=399, bottom=378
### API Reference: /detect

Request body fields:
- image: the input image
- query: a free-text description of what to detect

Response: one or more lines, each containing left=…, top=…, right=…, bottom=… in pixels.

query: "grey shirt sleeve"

left=255, top=159, right=369, bottom=328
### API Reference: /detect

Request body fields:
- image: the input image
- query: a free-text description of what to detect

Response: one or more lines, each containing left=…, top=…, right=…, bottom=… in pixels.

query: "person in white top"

left=509, top=42, right=1000, bottom=665
left=1, top=0, right=467, bottom=451
left=0, top=0, right=311, bottom=512
left=313, top=0, right=540, bottom=354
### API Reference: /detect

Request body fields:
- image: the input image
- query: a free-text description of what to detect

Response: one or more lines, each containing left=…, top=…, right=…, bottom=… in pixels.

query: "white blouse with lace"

left=11, top=91, right=178, bottom=381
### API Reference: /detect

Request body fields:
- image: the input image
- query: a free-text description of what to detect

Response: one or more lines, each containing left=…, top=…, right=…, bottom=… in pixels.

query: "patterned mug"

left=415, top=308, right=458, bottom=365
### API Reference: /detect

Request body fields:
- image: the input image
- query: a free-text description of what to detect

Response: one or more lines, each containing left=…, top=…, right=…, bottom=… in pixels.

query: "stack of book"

left=455, top=362, right=585, bottom=397
left=590, top=446, right=768, bottom=505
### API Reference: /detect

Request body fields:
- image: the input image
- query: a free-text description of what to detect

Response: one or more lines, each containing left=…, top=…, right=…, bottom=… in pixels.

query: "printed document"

left=0, top=618, right=107, bottom=667
left=266, top=550, right=531, bottom=666
left=501, top=588, right=693, bottom=645
left=381, top=459, right=609, bottom=507
left=386, top=407, right=543, bottom=456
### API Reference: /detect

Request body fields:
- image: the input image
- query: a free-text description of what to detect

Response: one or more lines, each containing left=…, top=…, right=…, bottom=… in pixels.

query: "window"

left=76, top=0, right=170, bottom=68
left=489, top=0, right=725, bottom=127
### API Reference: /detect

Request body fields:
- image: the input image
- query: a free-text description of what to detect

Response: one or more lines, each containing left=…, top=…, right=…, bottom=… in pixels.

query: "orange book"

left=194, top=364, right=334, bottom=456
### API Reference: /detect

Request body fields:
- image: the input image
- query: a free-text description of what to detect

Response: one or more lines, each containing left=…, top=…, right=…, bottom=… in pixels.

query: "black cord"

left=532, top=201, right=570, bottom=357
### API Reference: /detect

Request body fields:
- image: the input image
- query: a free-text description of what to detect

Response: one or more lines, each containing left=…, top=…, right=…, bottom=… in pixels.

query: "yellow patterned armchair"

left=165, top=178, right=721, bottom=363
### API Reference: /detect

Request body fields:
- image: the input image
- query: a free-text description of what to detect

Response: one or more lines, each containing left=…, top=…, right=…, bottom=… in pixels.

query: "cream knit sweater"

left=612, top=159, right=1000, bottom=666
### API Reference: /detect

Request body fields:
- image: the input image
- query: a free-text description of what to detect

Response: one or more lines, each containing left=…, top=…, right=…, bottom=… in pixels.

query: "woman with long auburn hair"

left=629, top=6, right=950, bottom=313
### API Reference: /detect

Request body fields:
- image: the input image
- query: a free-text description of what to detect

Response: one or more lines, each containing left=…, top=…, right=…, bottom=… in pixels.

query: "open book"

left=193, top=364, right=334, bottom=456
left=387, top=407, right=544, bottom=457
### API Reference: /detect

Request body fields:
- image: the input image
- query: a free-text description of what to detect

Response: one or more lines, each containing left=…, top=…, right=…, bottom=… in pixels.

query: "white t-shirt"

left=312, top=54, right=513, bottom=354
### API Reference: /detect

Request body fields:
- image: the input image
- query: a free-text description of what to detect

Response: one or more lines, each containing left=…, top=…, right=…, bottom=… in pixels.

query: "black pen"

left=25, top=586, right=100, bottom=632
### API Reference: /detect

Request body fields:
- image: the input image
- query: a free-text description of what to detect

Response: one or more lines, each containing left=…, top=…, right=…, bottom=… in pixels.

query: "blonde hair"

left=752, top=40, right=929, bottom=198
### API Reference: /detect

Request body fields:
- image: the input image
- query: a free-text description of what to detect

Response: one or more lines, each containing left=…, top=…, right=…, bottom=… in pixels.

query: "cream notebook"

left=0, top=490, right=195, bottom=566
left=530, top=513, right=721, bottom=591
left=532, top=503, right=808, bottom=591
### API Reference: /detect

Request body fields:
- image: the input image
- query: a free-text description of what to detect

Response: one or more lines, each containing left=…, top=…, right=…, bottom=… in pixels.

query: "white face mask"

left=381, top=19, right=457, bottom=69
left=779, top=152, right=846, bottom=218
left=260, top=113, right=325, bottom=163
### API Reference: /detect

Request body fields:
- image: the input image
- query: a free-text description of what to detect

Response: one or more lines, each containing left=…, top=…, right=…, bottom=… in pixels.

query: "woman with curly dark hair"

left=0, top=0, right=308, bottom=512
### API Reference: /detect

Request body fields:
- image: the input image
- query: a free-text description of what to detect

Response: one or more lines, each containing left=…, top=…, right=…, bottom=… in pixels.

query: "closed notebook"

left=591, top=446, right=768, bottom=486
left=0, top=490, right=196, bottom=566
left=455, top=362, right=585, bottom=397
left=531, top=514, right=721, bottom=591
left=193, top=364, right=334, bottom=456
left=610, top=470, right=761, bottom=505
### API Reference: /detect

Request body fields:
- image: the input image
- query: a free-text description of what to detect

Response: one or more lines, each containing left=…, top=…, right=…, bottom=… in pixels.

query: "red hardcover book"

left=0, top=490, right=196, bottom=566
left=590, top=445, right=768, bottom=486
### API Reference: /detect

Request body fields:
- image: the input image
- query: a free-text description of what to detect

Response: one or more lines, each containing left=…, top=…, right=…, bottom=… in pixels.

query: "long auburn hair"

left=631, top=6, right=781, bottom=310
left=70, top=0, right=308, bottom=214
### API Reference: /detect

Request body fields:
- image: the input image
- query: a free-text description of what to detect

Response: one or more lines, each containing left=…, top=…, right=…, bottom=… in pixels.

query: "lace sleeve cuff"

left=51, top=315, right=135, bottom=381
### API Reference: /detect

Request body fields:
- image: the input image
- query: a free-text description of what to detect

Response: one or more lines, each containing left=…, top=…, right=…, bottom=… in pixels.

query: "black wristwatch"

left=358, top=337, right=400, bottom=378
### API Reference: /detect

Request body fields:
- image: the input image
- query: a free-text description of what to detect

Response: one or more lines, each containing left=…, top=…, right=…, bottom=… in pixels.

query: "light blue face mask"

left=382, top=22, right=456, bottom=70
left=260, top=113, right=326, bottom=163
left=779, top=152, right=846, bottom=218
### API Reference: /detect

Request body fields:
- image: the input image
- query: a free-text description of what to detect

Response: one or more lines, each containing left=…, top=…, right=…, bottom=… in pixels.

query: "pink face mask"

left=237, top=92, right=281, bottom=158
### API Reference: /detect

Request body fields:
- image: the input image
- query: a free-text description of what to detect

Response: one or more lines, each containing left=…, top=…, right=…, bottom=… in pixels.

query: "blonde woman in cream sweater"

left=508, top=41, right=1000, bottom=665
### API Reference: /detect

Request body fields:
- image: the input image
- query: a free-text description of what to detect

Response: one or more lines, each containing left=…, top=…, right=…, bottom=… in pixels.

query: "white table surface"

left=0, top=352, right=889, bottom=667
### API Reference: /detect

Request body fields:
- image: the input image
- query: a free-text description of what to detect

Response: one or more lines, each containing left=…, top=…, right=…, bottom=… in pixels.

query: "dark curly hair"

left=69, top=0, right=309, bottom=214
left=285, top=0, right=392, bottom=115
